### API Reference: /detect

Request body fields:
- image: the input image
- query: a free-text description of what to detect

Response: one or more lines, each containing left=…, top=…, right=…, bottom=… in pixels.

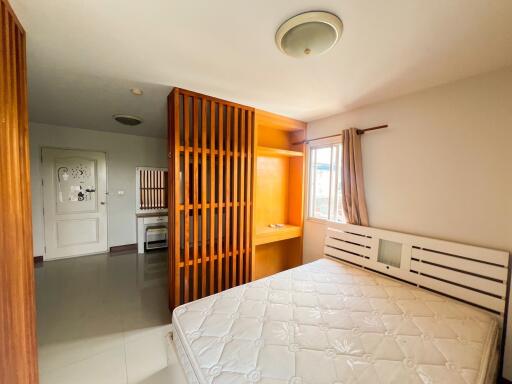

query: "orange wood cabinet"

left=252, top=110, right=306, bottom=280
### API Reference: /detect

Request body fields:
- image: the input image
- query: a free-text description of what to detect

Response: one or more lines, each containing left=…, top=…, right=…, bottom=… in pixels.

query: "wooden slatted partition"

left=168, top=88, right=255, bottom=310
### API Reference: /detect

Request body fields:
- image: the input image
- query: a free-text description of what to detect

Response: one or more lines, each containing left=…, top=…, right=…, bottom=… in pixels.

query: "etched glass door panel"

left=55, top=157, right=98, bottom=214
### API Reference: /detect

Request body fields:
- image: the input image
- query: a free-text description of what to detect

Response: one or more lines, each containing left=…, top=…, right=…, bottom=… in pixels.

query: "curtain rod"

left=293, top=124, right=388, bottom=145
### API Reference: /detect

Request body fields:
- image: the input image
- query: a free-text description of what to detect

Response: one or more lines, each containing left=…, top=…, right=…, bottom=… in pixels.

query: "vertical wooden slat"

left=192, top=97, right=199, bottom=301
left=147, top=170, right=151, bottom=209
left=232, top=108, right=238, bottom=287
left=172, top=91, right=181, bottom=309
left=224, top=106, right=231, bottom=290
left=150, top=170, right=154, bottom=209
left=201, top=97, right=207, bottom=297
left=183, top=95, right=190, bottom=303
left=209, top=101, right=215, bottom=295
left=217, top=105, right=224, bottom=293
left=156, top=170, right=159, bottom=207
left=154, top=170, right=157, bottom=208
left=161, top=170, right=164, bottom=208
left=148, top=170, right=151, bottom=209
left=145, top=170, right=149, bottom=209
left=143, top=170, right=146, bottom=209
left=141, top=170, right=145, bottom=209
left=139, top=170, right=142, bottom=208
left=239, top=110, right=245, bottom=285
left=245, top=110, right=253, bottom=282
left=158, top=170, right=161, bottom=208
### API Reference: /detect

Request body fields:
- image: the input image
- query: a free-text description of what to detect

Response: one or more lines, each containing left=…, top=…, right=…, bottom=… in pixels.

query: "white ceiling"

left=11, top=0, right=512, bottom=138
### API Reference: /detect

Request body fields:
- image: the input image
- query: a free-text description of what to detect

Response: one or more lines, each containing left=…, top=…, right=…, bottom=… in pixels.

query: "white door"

left=42, top=148, right=108, bottom=260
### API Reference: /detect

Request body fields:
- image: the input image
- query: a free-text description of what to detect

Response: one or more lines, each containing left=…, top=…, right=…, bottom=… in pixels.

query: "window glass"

left=308, top=143, right=345, bottom=223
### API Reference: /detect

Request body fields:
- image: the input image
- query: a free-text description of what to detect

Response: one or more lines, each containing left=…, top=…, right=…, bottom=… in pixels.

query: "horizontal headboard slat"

left=414, top=240, right=509, bottom=267
left=324, top=246, right=369, bottom=267
left=325, top=236, right=371, bottom=257
left=328, top=230, right=373, bottom=247
left=417, top=274, right=505, bottom=313
left=410, top=260, right=507, bottom=297
left=411, top=248, right=509, bottom=281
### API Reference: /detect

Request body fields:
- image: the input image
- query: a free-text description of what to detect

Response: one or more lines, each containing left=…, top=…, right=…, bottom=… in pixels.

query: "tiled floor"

left=35, top=250, right=187, bottom=384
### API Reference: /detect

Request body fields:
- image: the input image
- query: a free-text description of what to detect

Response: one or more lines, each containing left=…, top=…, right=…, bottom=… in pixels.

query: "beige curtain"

left=342, top=128, right=369, bottom=226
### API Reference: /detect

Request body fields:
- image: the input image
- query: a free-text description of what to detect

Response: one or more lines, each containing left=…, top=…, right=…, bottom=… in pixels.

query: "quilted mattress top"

left=172, top=258, right=499, bottom=384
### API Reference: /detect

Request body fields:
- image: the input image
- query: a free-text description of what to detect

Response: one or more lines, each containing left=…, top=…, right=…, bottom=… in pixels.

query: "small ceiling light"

left=130, top=88, right=143, bottom=96
left=113, top=114, right=143, bottom=126
left=275, top=11, right=343, bottom=58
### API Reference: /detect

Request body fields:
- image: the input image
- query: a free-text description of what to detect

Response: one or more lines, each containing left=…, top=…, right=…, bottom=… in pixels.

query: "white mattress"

left=171, top=258, right=500, bottom=384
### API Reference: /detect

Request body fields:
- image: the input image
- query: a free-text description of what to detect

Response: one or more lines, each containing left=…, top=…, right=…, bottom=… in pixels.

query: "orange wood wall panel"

left=0, top=0, right=39, bottom=382
left=254, top=156, right=289, bottom=228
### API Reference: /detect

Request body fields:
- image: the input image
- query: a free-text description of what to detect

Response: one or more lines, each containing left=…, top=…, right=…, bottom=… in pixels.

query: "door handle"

left=86, top=188, right=96, bottom=193
left=100, top=202, right=106, bottom=205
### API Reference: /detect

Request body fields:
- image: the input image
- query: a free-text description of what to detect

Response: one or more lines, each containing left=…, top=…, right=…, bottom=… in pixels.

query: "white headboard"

left=323, top=223, right=510, bottom=315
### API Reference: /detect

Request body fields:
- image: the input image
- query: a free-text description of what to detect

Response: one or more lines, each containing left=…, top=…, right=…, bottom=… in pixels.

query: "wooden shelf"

left=254, top=225, right=302, bottom=245
left=257, top=146, right=303, bottom=158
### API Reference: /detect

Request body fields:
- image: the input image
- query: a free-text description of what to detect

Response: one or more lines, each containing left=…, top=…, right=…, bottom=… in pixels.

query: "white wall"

left=303, top=67, right=512, bottom=379
left=30, top=123, right=167, bottom=256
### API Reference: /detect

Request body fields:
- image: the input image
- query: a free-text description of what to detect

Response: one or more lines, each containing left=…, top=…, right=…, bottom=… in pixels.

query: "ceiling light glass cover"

left=276, top=11, right=343, bottom=58
left=113, top=114, right=143, bottom=126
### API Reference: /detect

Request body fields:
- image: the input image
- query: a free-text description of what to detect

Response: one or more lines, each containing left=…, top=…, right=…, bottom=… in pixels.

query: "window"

left=136, top=167, right=168, bottom=212
left=308, top=141, right=345, bottom=222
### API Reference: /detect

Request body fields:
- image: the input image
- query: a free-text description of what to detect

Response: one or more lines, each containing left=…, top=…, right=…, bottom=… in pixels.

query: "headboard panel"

left=324, top=223, right=510, bottom=315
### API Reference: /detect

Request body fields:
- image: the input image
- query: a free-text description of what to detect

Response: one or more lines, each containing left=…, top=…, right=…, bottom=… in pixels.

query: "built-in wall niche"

left=377, top=239, right=402, bottom=268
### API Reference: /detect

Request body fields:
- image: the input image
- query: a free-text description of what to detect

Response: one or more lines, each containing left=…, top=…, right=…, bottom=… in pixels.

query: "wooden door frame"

left=0, top=0, right=39, bottom=382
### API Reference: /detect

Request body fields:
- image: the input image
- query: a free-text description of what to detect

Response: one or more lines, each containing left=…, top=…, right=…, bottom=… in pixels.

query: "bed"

left=170, top=223, right=510, bottom=384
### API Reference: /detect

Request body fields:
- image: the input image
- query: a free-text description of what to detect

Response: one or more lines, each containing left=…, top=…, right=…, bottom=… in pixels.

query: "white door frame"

left=41, top=147, right=109, bottom=260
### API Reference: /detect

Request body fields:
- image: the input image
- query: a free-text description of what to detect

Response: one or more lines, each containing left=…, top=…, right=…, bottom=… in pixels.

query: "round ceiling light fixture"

left=113, top=114, right=143, bottom=126
left=130, top=88, right=143, bottom=96
left=275, top=11, right=343, bottom=58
